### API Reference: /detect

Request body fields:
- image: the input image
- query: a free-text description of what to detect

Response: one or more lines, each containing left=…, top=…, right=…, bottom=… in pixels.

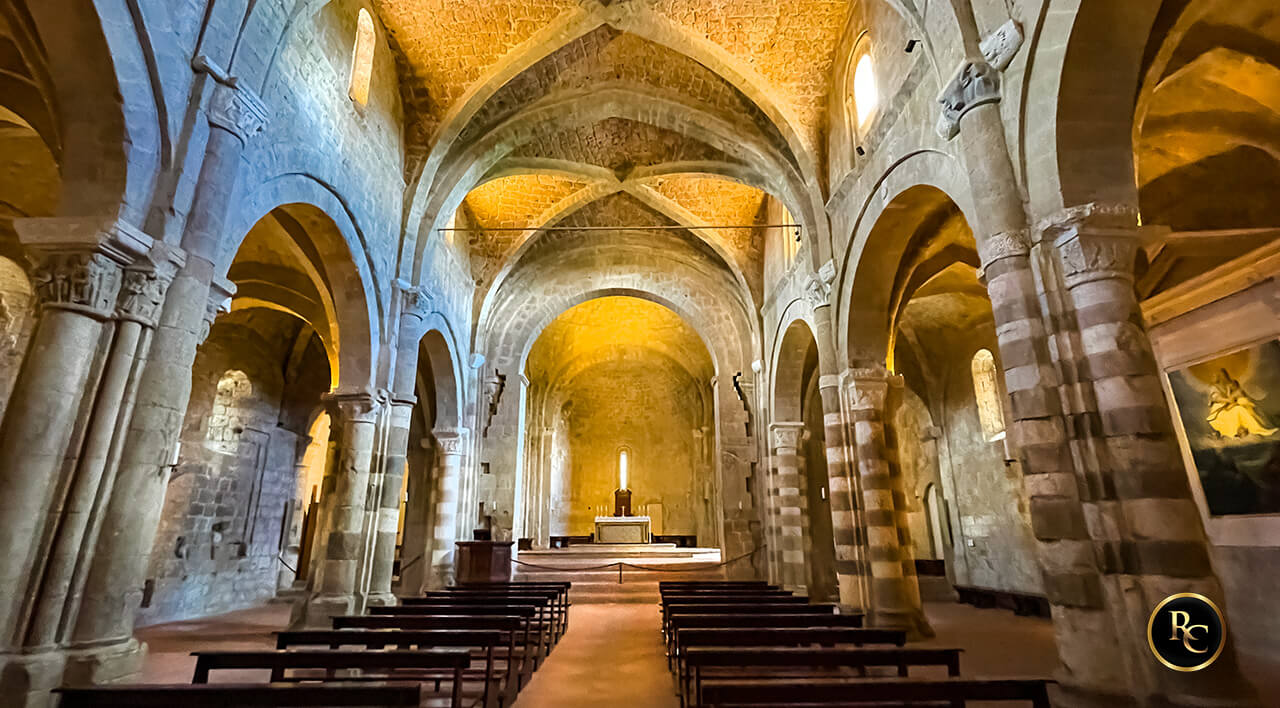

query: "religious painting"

left=1167, top=339, right=1280, bottom=516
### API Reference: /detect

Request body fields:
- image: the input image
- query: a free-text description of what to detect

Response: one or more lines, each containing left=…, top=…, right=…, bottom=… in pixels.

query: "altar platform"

left=511, top=544, right=726, bottom=603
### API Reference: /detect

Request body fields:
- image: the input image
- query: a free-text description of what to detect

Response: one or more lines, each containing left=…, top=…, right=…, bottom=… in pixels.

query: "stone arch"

left=771, top=315, right=820, bottom=422
left=419, top=325, right=462, bottom=433
left=1022, top=0, right=1165, bottom=217
left=224, top=174, right=383, bottom=389
left=11, top=0, right=157, bottom=222
left=834, top=154, right=979, bottom=367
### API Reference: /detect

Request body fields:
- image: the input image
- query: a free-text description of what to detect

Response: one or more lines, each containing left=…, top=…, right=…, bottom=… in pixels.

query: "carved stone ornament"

left=117, top=266, right=175, bottom=326
left=977, top=229, right=1031, bottom=273
left=936, top=60, right=1001, bottom=140
left=323, top=389, right=388, bottom=425
left=1041, top=203, right=1142, bottom=287
left=482, top=371, right=506, bottom=437
left=803, top=272, right=831, bottom=308
left=981, top=19, right=1024, bottom=72
left=770, top=423, right=805, bottom=451
left=844, top=367, right=899, bottom=412
left=396, top=279, right=433, bottom=322
left=434, top=427, right=471, bottom=455
left=208, top=83, right=269, bottom=141
left=31, top=251, right=124, bottom=317
left=200, top=277, right=237, bottom=344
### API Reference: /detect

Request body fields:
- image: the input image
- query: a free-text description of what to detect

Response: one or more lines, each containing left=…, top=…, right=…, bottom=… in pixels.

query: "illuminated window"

left=208, top=370, right=253, bottom=452
left=970, top=349, right=1006, bottom=441
left=618, top=448, right=629, bottom=490
left=348, top=9, right=376, bottom=106
left=852, top=53, right=878, bottom=127
left=779, top=202, right=799, bottom=268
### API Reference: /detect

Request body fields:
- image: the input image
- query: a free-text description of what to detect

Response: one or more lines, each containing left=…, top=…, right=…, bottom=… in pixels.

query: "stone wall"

left=138, top=313, right=329, bottom=626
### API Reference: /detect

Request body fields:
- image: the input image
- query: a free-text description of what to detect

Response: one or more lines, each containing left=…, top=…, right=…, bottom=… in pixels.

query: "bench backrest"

left=676, top=627, right=906, bottom=648
left=54, top=683, right=424, bottom=707
left=670, top=613, right=865, bottom=630
left=274, top=628, right=504, bottom=649
left=682, top=646, right=962, bottom=674
left=191, top=649, right=469, bottom=682
left=699, top=677, right=1051, bottom=707
left=332, top=614, right=524, bottom=632
left=666, top=604, right=834, bottom=616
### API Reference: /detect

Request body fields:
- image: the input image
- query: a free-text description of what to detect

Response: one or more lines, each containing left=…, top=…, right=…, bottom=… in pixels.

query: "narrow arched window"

left=852, top=53, right=878, bottom=127
left=348, top=9, right=376, bottom=106
left=618, top=448, right=630, bottom=490
left=970, top=349, right=1006, bottom=441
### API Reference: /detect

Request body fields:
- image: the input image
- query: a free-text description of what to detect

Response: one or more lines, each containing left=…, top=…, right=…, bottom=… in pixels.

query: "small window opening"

left=971, top=349, right=1006, bottom=441
left=349, top=9, right=376, bottom=106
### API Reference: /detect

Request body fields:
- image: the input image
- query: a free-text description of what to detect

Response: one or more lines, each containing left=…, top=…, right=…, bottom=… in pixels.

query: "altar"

left=594, top=516, right=651, bottom=544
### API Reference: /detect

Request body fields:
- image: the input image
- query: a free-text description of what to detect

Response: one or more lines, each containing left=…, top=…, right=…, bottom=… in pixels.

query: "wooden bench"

left=415, top=590, right=566, bottom=639
left=274, top=629, right=508, bottom=708
left=332, top=614, right=537, bottom=692
left=662, top=602, right=835, bottom=646
left=698, top=676, right=1052, bottom=707
left=681, top=647, right=963, bottom=708
left=190, top=649, right=471, bottom=707
left=54, top=682, right=426, bottom=707
left=671, top=626, right=905, bottom=683
left=368, top=603, right=552, bottom=665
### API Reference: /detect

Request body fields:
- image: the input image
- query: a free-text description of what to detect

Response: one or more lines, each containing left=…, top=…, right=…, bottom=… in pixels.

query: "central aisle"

left=514, top=603, right=678, bottom=708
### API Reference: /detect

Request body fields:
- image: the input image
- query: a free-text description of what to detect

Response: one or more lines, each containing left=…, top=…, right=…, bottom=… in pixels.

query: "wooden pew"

left=189, top=649, right=471, bottom=707
left=332, top=614, right=537, bottom=694
left=414, top=590, right=566, bottom=639
left=671, top=626, right=904, bottom=688
left=698, top=676, right=1052, bottom=707
left=660, top=598, right=819, bottom=642
left=369, top=602, right=552, bottom=666
left=681, top=646, right=963, bottom=708
left=274, top=629, right=507, bottom=708
left=451, top=581, right=570, bottom=628
left=54, top=682, right=426, bottom=707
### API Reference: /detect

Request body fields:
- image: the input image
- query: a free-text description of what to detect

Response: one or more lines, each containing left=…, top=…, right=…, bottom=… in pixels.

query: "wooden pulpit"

left=455, top=540, right=513, bottom=583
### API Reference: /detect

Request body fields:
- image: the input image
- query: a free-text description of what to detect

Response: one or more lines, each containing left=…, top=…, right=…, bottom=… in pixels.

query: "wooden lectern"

left=455, top=540, right=513, bottom=583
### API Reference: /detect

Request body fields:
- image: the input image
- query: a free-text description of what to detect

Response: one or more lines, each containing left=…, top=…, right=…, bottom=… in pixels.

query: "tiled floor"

left=135, top=600, right=1277, bottom=706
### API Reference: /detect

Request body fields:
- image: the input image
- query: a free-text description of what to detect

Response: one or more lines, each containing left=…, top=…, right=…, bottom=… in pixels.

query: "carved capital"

left=323, top=389, right=388, bottom=425
left=433, top=427, right=471, bottom=455
left=395, top=279, right=433, bottom=322
left=208, top=83, right=269, bottom=142
left=30, top=251, right=124, bottom=317
left=936, top=60, right=1001, bottom=140
left=977, top=229, right=1031, bottom=275
left=843, top=366, right=902, bottom=412
left=116, top=266, right=172, bottom=326
left=769, top=422, right=805, bottom=451
left=1040, top=203, right=1143, bottom=288
left=200, top=276, right=236, bottom=344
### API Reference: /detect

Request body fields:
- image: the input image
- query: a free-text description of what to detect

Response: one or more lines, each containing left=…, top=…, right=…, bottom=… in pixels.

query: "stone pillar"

left=429, top=428, right=468, bottom=589
left=768, top=423, right=808, bottom=592
left=364, top=395, right=413, bottom=607
left=810, top=300, right=867, bottom=612
left=64, top=79, right=266, bottom=683
left=0, top=219, right=159, bottom=703
left=1037, top=207, right=1256, bottom=707
left=844, top=369, right=932, bottom=638
left=292, top=391, right=385, bottom=627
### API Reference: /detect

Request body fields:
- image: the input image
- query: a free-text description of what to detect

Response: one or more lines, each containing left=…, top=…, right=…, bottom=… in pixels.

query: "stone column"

left=844, top=369, right=932, bottom=638
left=364, top=395, right=413, bottom=607
left=65, top=79, right=266, bottom=682
left=767, top=423, right=808, bottom=592
left=810, top=299, right=867, bottom=612
left=0, top=220, right=156, bottom=702
left=292, top=390, right=384, bottom=627
left=1038, top=207, right=1256, bottom=707
left=429, top=428, right=468, bottom=589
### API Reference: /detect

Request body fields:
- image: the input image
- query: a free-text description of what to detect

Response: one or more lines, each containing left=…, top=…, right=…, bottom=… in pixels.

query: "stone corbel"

left=208, top=81, right=269, bottom=143
left=936, top=60, right=1001, bottom=140
left=395, top=279, right=433, bottom=325
left=980, top=19, right=1024, bottom=72
left=200, top=275, right=237, bottom=343
left=482, top=371, right=506, bottom=436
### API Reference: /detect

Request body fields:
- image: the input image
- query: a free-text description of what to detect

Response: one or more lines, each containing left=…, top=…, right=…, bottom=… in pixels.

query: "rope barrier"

left=508, top=545, right=766, bottom=583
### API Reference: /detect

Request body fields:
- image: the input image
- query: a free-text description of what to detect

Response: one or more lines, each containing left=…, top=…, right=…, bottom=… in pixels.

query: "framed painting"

left=1166, top=339, right=1280, bottom=517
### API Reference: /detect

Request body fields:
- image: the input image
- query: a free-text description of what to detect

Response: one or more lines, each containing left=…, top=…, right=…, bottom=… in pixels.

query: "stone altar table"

left=594, top=516, right=651, bottom=544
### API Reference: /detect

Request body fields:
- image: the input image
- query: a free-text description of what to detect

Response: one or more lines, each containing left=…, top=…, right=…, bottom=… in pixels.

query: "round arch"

left=772, top=316, right=820, bottom=423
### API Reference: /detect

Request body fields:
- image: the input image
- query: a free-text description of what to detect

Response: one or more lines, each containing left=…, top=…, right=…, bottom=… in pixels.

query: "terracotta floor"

left=135, top=600, right=1277, bottom=706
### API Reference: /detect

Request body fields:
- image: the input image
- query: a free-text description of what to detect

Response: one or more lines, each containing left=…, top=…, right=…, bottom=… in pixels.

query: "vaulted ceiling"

left=380, top=0, right=850, bottom=307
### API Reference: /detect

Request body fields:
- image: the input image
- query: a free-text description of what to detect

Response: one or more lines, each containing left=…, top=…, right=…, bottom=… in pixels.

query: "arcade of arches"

left=0, top=0, right=1277, bottom=706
